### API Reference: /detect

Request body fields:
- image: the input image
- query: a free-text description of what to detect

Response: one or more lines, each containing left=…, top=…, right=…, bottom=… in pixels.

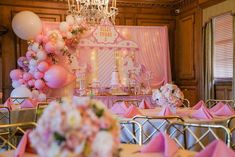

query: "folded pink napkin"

left=158, top=106, right=173, bottom=116
left=123, top=105, right=141, bottom=118
left=141, top=132, right=178, bottom=157
left=3, top=98, right=13, bottom=110
left=210, top=102, right=225, bottom=112
left=191, top=105, right=213, bottom=119
left=20, top=99, right=37, bottom=108
left=139, top=99, right=152, bottom=109
left=14, top=130, right=35, bottom=157
left=192, top=100, right=206, bottom=110
left=110, top=102, right=128, bottom=115
left=212, top=104, right=235, bottom=116
left=196, top=140, right=235, bottom=157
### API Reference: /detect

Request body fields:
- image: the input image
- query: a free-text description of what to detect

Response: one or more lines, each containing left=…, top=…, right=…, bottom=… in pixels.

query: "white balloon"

left=66, top=15, right=75, bottom=25
left=12, top=81, right=22, bottom=88
left=29, top=59, right=37, bottom=66
left=32, top=89, right=40, bottom=99
left=36, top=50, right=47, bottom=61
left=56, top=40, right=65, bottom=50
left=12, top=11, right=42, bottom=40
left=66, top=32, right=73, bottom=39
left=11, top=85, right=32, bottom=98
left=38, top=93, right=47, bottom=101
left=31, top=42, right=40, bottom=52
left=75, top=16, right=83, bottom=24
left=59, top=22, right=69, bottom=32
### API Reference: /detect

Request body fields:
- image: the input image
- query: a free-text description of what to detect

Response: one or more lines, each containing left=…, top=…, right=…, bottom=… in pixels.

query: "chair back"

left=133, top=115, right=184, bottom=144
left=230, top=127, right=235, bottom=150
left=120, top=120, right=142, bottom=145
left=0, top=122, right=37, bottom=150
left=206, top=99, right=235, bottom=109
left=0, top=106, right=11, bottom=125
left=182, top=99, right=190, bottom=107
left=166, top=122, right=231, bottom=151
left=10, top=97, right=28, bottom=105
left=35, top=102, right=49, bottom=122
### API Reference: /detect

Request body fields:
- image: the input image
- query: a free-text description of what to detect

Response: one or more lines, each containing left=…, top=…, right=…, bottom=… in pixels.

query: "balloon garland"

left=10, top=11, right=87, bottom=101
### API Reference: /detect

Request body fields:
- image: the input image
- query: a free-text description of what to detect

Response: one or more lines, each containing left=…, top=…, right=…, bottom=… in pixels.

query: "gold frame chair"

left=166, top=122, right=231, bottom=150
left=0, top=106, right=11, bottom=125
left=10, top=97, right=29, bottom=105
left=206, top=99, right=235, bottom=109
left=132, top=115, right=184, bottom=144
left=230, top=127, right=235, bottom=149
left=113, top=99, right=142, bottom=107
left=182, top=98, right=190, bottom=107
left=35, top=102, right=49, bottom=122
left=0, top=122, right=37, bottom=150
left=119, top=120, right=143, bottom=145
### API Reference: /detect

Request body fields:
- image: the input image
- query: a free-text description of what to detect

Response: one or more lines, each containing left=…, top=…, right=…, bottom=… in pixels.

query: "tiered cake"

left=110, top=66, right=120, bottom=88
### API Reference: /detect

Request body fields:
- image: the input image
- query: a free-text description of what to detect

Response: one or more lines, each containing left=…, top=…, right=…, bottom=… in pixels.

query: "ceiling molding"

left=5, top=0, right=197, bottom=9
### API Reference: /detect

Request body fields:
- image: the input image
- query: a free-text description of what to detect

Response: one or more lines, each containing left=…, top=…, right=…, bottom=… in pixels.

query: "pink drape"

left=116, top=26, right=171, bottom=87
left=42, top=22, right=171, bottom=88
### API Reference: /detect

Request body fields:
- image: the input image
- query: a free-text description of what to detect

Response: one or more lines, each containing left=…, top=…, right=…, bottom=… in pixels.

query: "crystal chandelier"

left=67, top=0, right=118, bottom=25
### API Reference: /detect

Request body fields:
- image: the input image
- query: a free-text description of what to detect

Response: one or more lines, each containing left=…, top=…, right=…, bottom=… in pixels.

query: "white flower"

left=92, top=131, right=114, bottom=157
left=66, top=109, right=82, bottom=129
left=47, top=142, right=60, bottom=157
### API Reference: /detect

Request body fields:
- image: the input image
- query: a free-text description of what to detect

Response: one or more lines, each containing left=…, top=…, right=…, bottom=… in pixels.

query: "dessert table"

left=74, top=94, right=154, bottom=108
left=0, top=144, right=196, bottom=157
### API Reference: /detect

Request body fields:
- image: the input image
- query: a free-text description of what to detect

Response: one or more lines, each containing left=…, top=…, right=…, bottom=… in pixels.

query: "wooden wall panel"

left=176, top=15, right=195, bottom=80
left=174, top=6, right=203, bottom=105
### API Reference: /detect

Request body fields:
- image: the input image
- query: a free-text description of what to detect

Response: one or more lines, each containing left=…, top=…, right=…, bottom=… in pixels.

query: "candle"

left=68, top=0, right=71, bottom=10
left=76, top=0, right=80, bottom=11
left=112, top=0, right=114, bottom=7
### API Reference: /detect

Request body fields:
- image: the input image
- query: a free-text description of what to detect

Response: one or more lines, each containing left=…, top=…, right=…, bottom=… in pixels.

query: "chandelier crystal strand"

left=67, top=0, right=118, bottom=25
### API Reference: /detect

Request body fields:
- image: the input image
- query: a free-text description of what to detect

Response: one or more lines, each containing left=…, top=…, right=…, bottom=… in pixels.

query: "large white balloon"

left=11, top=85, right=32, bottom=98
left=12, top=11, right=42, bottom=40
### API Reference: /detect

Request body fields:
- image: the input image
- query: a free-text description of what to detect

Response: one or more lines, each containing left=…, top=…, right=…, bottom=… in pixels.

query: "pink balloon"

left=28, top=79, right=35, bottom=87
left=44, top=42, right=56, bottom=53
left=10, top=69, right=23, bottom=80
left=37, top=61, right=49, bottom=72
left=34, top=71, right=44, bottom=79
left=26, top=50, right=36, bottom=60
left=34, top=79, right=45, bottom=90
left=23, top=73, right=32, bottom=81
left=44, top=65, right=67, bottom=89
left=35, top=34, right=43, bottom=43
left=18, top=79, right=26, bottom=85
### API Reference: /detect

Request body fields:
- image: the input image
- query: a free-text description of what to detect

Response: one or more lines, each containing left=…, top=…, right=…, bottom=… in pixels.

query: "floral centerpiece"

left=29, top=98, right=120, bottom=157
left=152, top=83, right=184, bottom=107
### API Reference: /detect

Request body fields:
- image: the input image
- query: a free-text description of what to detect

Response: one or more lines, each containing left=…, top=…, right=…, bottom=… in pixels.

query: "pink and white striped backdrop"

left=43, top=22, right=171, bottom=88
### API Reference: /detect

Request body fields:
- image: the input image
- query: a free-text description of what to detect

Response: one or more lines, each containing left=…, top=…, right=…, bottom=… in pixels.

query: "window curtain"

left=233, top=14, right=235, bottom=100
left=204, top=20, right=214, bottom=100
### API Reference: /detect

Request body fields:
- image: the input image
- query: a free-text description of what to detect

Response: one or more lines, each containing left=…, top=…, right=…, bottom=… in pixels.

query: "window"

left=213, top=13, right=233, bottom=79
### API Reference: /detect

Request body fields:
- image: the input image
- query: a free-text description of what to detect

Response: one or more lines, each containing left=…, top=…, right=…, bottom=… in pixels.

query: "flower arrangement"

left=29, top=98, right=120, bottom=157
left=152, top=83, right=184, bottom=107
left=10, top=13, right=87, bottom=101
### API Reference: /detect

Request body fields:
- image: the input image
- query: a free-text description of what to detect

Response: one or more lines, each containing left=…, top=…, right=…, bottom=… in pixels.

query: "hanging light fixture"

left=67, top=0, right=118, bottom=25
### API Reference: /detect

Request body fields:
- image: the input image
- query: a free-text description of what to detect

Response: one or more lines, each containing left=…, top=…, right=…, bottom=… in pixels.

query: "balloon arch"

left=10, top=11, right=139, bottom=101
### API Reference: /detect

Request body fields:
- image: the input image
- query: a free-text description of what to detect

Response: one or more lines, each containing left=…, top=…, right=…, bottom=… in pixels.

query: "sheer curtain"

left=233, top=14, right=235, bottom=100
left=204, top=20, right=214, bottom=100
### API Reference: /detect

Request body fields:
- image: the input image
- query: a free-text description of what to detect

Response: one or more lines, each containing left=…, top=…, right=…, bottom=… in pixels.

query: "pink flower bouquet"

left=152, top=83, right=184, bottom=107
left=29, top=98, right=120, bottom=157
